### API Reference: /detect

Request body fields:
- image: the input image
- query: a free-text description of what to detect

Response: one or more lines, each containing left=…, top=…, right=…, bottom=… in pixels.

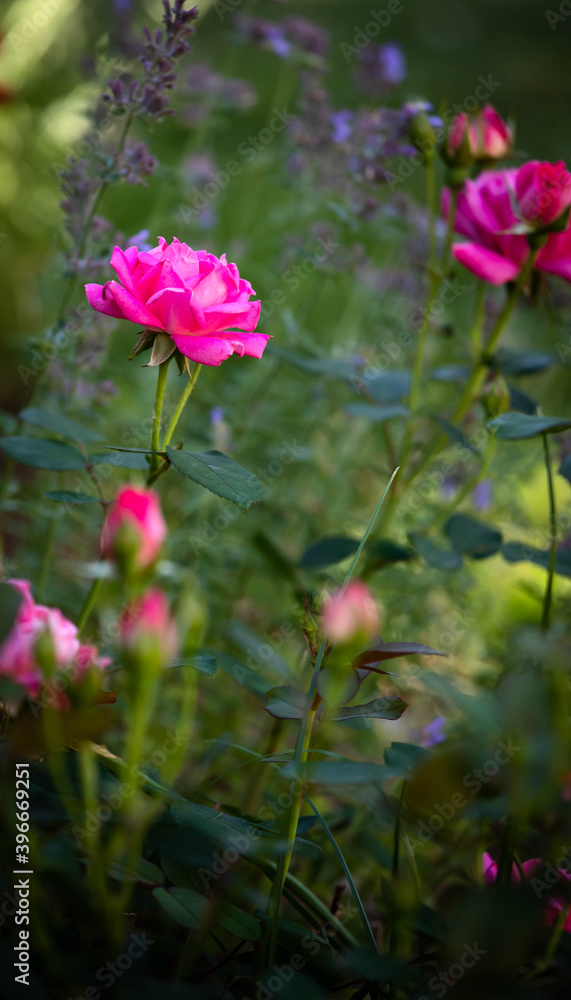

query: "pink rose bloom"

left=322, top=581, right=381, bottom=645
left=0, top=579, right=80, bottom=696
left=102, top=486, right=167, bottom=571
left=85, top=237, right=269, bottom=367
left=121, top=589, right=179, bottom=663
left=75, top=644, right=112, bottom=675
left=515, top=159, right=571, bottom=228
left=443, top=167, right=571, bottom=285
left=482, top=852, right=571, bottom=931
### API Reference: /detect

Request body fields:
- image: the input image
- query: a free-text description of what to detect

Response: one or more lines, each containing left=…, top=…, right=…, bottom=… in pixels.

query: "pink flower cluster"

left=0, top=579, right=109, bottom=701
left=86, top=238, right=269, bottom=367
left=482, top=852, right=571, bottom=932
left=443, top=105, right=571, bottom=287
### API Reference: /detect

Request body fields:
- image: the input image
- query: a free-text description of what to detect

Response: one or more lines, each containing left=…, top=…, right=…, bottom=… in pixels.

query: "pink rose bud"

left=85, top=238, right=269, bottom=367
left=120, top=589, right=179, bottom=666
left=515, top=160, right=571, bottom=229
left=469, top=105, right=512, bottom=160
left=322, top=581, right=381, bottom=645
left=446, top=112, right=472, bottom=162
left=446, top=106, right=511, bottom=168
left=102, top=486, right=167, bottom=572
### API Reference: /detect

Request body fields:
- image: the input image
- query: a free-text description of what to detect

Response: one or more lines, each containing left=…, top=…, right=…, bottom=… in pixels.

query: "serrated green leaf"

left=364, top=370, right=411, bottom=404
left=44, top=491, right=99, bottom=504
left=0, top=437, right=86, bottom=470
left=264, top=686, right=306, bottom=720
left=487, top=412, right=571, bottom=440
left=434, top=416, right=479, bottom=454
left=299, top=535, right=359, bottom=569
left=501, top=541, right=571, bottom=578
left=166, top=448, right=262, bottom=510
left=169, top=654, right=217, bottom=676
left=19, top=407, right=104, bottom=443
left=445, top=514, right=502, bottom=559
left=495, top=349, right=556, bottom=376
left=410, top=533, right=462, bottom=571
left=153, top=886, right=205, bottom=928
left=344, top=403, right=409, bottom=421
left=331, top=696, right=407, bottom=722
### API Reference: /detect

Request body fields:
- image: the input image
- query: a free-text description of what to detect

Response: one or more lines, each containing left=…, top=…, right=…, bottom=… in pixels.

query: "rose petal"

left=453, top=243, right=520, bottom=285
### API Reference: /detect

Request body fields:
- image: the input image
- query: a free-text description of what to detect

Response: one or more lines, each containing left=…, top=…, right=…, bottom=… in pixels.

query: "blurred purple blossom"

left=183, top=63, right=257, bottom=126
left=355, top=42, right=407, bottom=95
left=419, top=716, right=447, bottom=747
left=472, top=479, right=493, bottom=512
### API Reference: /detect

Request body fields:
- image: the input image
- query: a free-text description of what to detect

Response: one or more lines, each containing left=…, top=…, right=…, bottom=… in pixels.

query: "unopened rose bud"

left=322, top=581, right=381, bottom=646
left=121, top=589, right=179, bottom=671
left=102, top=486, right=167, bottom=574
left=481, top=374, right=511, bottom=418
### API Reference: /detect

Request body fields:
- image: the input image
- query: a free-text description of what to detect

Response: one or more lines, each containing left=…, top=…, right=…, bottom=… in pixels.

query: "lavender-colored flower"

left=355, top=42, right=406, bottom=95
left=419, top=715, right=447, bottom=747
left=331, top=110, right=353, bottom=144
left=234, top=14, right=329, bottom=64
left=473, top=479, right=493, bottom=512
left=184, top=63, right=257, bottom=126
left=210, top=407, right=225, bottom=426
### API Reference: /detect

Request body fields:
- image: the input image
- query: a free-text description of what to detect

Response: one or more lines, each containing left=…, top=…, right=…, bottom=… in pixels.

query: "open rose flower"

left=85, top=237, right=269, bottom=366
left=0, top=580, right=109, bottom=704
left=443, top=166, right=571, bottom=285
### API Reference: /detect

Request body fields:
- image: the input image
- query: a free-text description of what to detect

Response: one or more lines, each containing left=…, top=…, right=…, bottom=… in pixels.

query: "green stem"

left=441, top=188, right=459, bottom=271
left=400, top=246, right=540, bottom=498
left=162, top=362, right=202, bottom=450
left=541, top=433, right=557, bottom=631
left=469, top=282, right=486, bottom=357
left=77, top=577, right=103, bottom=637
left=146, top=359, right=170, bottom=484
left=266, top=704, right=317, bottom=966
left=426, top=153, right=437, bottom=266
left=37, top=516, right=57, bottom=602
left=379, top=192, right=459, bottom=534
